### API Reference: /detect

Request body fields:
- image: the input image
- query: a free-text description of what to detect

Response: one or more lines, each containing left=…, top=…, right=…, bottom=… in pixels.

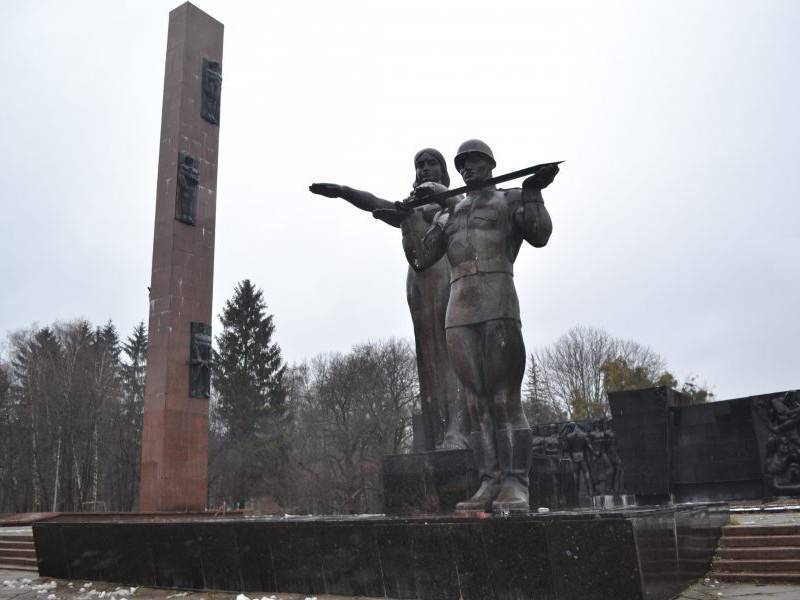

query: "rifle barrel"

left=403, top=161, right=563, bottom=209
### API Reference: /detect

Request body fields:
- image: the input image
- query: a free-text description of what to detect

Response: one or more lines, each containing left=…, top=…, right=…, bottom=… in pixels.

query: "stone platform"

left=32, top=504, right=728, bottom=600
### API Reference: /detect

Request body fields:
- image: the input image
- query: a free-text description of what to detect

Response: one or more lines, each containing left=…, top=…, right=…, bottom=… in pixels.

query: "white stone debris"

left=32, top=581, right=57, bottom=592
left=79, top=588, right=86, bottom=593
left=235, top=594, right=250, bottom=600
left=47, top=594, right=58, bottom=600
left=112, top=587, right=133, bottom=596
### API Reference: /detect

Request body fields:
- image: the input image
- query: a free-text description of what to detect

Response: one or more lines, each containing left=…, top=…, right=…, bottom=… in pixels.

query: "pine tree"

left=211, top=279, right=288, bottom=507
left=115, top=322, right=147, bottom=509
left=214, top=280, right=286, bottom=435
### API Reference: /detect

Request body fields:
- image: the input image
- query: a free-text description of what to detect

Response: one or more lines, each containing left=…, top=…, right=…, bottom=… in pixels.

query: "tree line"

left=523, top=325, right=713, bottom=424
left=0, top=280, right=712, bottom=514
left=0, top=321, right=146, bottom=513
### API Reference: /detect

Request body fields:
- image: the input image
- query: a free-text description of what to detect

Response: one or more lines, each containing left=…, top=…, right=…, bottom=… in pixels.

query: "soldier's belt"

left=450, top=258, right=513, bottom=283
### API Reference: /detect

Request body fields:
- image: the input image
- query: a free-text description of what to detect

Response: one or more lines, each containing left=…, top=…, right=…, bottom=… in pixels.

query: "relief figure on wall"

left=176, top=152, right=200, bottom=225
left=757, top=390, right=800, bottom=493
left=588, top=418, right=614, bottom=495
left=604, top=417, right=624, bottom=493
left=201, top=58, right=222, bottom=125
left=564, top=422, right=595, bottom=498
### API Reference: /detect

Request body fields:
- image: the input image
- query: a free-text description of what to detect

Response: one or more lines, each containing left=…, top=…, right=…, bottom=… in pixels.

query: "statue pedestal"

left=34, top=504, right=730, bottom=600
left=383, top=450, right=478, bottom=515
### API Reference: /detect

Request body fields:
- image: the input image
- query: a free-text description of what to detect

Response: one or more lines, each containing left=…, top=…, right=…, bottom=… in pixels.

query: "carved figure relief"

left=531, top=419, right=625, bottom=507
left=756, top=390, right=800, bottom=493
left=564, top=422, right=595, bottom=497
left=175, top=152, right=200, bottom=225
left=588, top=419, right=614, bottom=495
left=201, top=58, right=222, bottom=125
left=604, top=418, right=624, bottom=493
left=190, top=322, right=212, bottom=398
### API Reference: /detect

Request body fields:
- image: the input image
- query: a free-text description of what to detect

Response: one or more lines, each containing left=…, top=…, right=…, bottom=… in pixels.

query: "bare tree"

left=289, top=339, right=417, bottom=514
left=533, top=326, right=668, bottom=419
left=522, top=355, right=566, bottom=424
left=4, top=320, right=132, bottom=513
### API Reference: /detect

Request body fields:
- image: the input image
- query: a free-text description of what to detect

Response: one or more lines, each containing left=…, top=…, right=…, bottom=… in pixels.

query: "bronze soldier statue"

left=603, top=418, right=624, bottom=493
left=309, top=149, right=469, bottom=450
left=402, top=139, right=558, bottom=513
left=564, top=422, right=595, bottom=498
left=588, top=418, right=613, bottom=495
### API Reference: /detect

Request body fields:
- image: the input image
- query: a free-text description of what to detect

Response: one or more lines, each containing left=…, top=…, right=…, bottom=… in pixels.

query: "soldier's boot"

left=492, top=428, right=533, bottom=514
left=455, top=430, right=501, bottom=512
left=439, top=402, right=470, bottom=450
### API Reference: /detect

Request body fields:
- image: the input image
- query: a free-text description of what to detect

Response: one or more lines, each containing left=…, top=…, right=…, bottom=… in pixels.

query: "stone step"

left=0, top=540, right=35, bottom=548
left=0, top=564, right=38, bottom=572
left=0, top=556, right=38, bottom=568
left=718, top=546, right=800, bottom=560
left=0, top=548, right=36, bottom=558
left=713, top=558, right=800, bottom=573
left=0, top=535, right=34, bottom=543
left=721, top=534, right=800, bottom=547
left=712, top=571, right=800, bottom=584
left=723, top=524, right=800, bottom=537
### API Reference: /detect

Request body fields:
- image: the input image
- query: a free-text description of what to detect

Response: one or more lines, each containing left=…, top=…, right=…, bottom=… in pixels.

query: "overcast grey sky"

left=1, top=0, right=797, bottom=400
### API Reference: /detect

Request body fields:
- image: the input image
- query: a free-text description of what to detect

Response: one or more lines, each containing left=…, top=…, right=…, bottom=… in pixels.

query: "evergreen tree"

left=214, top=280, right=286, bottom=435
left=211, top=280, right=288, bottom=507
left=113, top=321, right=147, bottom=509
left=121, top=322, right=147, bottom=415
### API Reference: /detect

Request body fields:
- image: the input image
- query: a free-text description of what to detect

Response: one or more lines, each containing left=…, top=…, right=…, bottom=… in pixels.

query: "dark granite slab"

left=33, top=504, right=727, bottom=600
left=383, top=449, right=478, bottom=515
left=611, top=387, right=799, bottom=503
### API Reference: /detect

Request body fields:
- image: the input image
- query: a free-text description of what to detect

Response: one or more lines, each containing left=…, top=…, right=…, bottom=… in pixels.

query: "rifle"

left=401, top=161, right=563, bottom=210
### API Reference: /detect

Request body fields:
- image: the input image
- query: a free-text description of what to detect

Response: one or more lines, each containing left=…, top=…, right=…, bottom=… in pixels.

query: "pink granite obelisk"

left=139, top=2, right=223, bottom=512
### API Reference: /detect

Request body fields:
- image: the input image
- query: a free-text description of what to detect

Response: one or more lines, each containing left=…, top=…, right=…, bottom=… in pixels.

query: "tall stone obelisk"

left=139, top=2, right=223, bottom=511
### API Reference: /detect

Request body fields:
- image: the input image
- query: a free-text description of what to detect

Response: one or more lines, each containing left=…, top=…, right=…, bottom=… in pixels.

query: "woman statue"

left=309, top=149, right=468, bottom=450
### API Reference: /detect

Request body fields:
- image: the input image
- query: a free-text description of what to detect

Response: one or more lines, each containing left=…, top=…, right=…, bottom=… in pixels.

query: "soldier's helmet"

left=454, top=139, right=496, bottom=171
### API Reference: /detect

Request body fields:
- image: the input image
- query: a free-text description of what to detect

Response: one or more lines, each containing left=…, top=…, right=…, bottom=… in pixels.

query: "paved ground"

left=0, top=571, right=382, bottom=600
left=2, top=570, right=799, bottom=600
left=677, top=578, right=800, bottom=599
left=728, top=511, right=800, bottom=527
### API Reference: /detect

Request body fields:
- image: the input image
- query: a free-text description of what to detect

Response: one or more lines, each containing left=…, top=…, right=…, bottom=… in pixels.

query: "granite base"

left=33, top=504, right=727, bottom=600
